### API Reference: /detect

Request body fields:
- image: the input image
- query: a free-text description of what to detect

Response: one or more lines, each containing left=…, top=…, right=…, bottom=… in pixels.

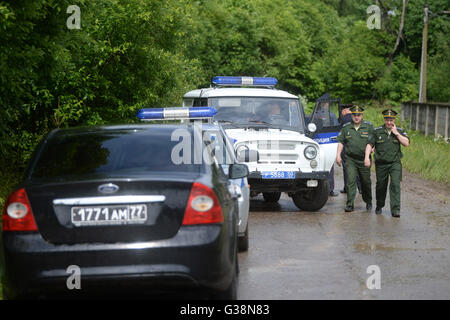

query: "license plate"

left=71, top=204, right=147, bottom=226
left=261, top=171, right=296, bottom=179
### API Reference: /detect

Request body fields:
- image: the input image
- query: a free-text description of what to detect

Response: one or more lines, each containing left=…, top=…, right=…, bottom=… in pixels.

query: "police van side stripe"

left=314, top=132, right=339, bottom=144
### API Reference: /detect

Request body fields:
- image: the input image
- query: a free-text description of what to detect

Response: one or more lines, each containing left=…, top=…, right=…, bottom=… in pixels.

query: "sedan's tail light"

left=182, top=183, right=224, bottom=225
left=2, top=188, right=38, bottom=231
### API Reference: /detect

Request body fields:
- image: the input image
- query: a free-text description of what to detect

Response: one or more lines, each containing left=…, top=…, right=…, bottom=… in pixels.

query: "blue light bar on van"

left=212, top=76, right=278, bottom=87
left=136, top=107, right=217, bottom=121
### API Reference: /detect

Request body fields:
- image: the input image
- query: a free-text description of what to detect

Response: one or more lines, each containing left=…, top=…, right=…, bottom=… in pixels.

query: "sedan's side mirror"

left=229, top=164, right=249, bottom=179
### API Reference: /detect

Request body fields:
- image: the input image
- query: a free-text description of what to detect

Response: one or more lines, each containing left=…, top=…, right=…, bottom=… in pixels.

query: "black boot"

left=375, top=207, right=382, bottom=214
left=345, top=205, right=354, bottom=212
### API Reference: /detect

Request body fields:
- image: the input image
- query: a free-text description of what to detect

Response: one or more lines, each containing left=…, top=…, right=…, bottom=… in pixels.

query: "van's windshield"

left=209, top=97, right=305, bottom=132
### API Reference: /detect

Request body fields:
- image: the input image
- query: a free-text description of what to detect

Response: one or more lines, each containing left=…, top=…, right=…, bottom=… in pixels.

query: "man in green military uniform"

left=364, top=109, right=410, bottom=218
left=336, top=105, right=374, bottom=212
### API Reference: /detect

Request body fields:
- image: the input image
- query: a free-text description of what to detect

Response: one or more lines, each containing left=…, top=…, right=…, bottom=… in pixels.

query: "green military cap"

left=350, top=105, right=364, bottom=114
left=382, top=109, right=398, bottom=119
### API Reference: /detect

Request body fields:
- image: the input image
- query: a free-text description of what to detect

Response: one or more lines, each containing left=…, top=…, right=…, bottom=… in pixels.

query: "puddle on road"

left=353, top=243, right=446, bottom=253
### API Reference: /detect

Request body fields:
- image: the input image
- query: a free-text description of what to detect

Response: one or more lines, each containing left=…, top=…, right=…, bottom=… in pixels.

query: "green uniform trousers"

left=345, top=156, right=372, bottom=207
left=375, top=161, right=402, bottom=213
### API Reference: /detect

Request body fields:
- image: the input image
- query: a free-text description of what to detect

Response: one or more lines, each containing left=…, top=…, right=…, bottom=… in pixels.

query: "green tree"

left=427, top=32, right=450, bottom=102
left=0, top=0, right=201, bottom=169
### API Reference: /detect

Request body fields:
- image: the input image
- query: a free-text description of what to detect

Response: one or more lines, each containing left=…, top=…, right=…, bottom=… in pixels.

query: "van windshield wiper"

left=248, top=120, right=270, bottom=125
left=216, top=120, right=240, bottom=128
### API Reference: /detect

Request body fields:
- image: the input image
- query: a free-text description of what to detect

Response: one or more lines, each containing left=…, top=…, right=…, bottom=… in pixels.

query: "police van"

left=183, top=77, right=339, bottom=211
left=137, top=106, right=250, bottom=252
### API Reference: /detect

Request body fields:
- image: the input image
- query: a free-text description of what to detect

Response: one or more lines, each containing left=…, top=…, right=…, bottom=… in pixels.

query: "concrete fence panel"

left=401, top=101, right=449, bottom=141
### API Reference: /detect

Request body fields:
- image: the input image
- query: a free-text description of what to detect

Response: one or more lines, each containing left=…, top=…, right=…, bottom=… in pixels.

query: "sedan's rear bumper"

left=0, top=225, right=235, bottom=299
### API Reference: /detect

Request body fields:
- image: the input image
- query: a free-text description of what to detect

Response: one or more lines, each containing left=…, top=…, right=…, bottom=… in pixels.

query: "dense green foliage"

left=0, top=0, right=449, bottom=173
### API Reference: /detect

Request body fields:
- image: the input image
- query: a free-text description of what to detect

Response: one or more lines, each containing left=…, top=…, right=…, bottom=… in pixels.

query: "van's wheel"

left=263, top=192, right=281, bottom=203
left=292, top=180, right=329, bottom=211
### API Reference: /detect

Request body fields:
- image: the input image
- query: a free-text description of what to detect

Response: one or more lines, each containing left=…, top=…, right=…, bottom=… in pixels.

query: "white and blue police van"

left=183, top=77, right=339, bottom=211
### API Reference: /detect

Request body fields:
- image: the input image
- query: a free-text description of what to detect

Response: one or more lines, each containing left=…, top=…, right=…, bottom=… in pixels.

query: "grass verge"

left=401, top=132, right=450, bottom=183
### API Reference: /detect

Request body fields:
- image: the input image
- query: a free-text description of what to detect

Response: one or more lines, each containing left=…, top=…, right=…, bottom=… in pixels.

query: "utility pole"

left=419, top=4, right=429, bottom=103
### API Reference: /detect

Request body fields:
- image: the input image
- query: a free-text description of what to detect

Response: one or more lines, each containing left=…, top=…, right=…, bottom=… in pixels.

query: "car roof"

left=49, top=123, right=222, bottom=136
left=183, top=87, right=298, bottom=99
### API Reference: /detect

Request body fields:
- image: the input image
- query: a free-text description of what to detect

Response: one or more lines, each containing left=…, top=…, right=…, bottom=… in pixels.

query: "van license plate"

left=261, top=171, right=296, bottom=179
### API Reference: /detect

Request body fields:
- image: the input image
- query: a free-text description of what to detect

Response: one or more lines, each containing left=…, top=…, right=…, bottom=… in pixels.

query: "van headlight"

left=304, top=146, right=317, bottom=160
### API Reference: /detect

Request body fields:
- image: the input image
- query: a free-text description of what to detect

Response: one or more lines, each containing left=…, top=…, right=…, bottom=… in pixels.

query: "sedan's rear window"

left=30, top=128, right=201, bottom=178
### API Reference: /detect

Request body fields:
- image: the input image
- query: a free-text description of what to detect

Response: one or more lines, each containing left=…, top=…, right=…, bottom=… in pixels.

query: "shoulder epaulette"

left=375, top=126, right=383, bottom=130
left=363, top=120, right=373, bottom=125
left=343, top=122, right=351, bottom=127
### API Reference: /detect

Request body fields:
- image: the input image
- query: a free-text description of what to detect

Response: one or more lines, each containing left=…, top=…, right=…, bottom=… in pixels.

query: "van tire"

left=292, top=180, right=329, bottom=211
left=263, top=192, right=281, bottom=203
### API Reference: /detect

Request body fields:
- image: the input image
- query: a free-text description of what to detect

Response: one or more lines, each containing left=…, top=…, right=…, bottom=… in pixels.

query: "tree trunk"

left=387, top=0, right=407, bottom=67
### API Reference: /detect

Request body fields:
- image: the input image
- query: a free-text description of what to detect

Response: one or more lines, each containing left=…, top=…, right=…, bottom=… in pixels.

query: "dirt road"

left=237, top=167, right=450, bottom=299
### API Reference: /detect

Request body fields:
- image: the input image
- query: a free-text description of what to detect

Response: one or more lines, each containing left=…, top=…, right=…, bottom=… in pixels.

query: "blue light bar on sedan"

left=136, top=107, right=217, bottom=121
left=212, top=76, right=278, bottom=87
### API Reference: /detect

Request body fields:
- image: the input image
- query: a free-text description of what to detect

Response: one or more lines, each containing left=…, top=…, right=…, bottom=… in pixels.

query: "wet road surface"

left=237, top=168, right=450, bottom=299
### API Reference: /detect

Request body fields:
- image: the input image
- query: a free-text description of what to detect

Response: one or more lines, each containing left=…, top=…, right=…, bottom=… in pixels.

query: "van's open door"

left=308, top=93, right=341, bottom=171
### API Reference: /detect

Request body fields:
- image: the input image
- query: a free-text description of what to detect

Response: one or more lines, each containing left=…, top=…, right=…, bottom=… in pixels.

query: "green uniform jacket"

left=368, top=125, right=410, bottom=164
left=337, top=120, right=374, bottom=160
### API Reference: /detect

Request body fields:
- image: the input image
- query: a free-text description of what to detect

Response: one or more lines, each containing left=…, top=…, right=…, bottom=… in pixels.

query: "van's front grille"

left=257, top=141, right=296, bottom=150
left=235, top=140, right=316, bottom=167
left=258, top=154, right=299, bottom=162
